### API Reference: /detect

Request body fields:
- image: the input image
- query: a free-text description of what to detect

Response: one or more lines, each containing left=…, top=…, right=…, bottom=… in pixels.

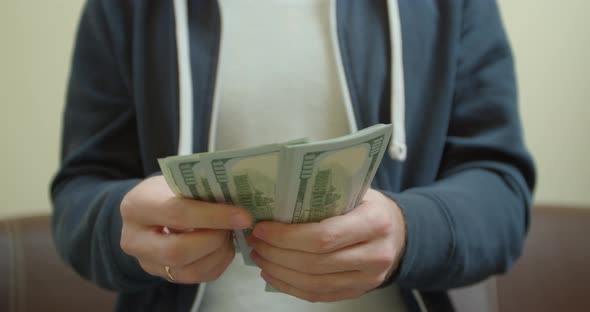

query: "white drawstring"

left=173, top=0, right=194, bottom=156
left=173, top=5, right=208, bottom=310
left=329, top=0, right=358, bottom=134
left=330, top=0, right=407, bottom=161
left=387, top=0, right=408, bottom=161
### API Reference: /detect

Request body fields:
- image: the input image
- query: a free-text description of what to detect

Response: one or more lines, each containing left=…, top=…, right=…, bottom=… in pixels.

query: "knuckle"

left=119, top=237, right=132, bottom=255
left=119, top=196, right=135, bottom=221
left=370, top=249, right=396, bottom=270
left=316, top=227, right=338, bottom=252
left=366, top=277, right=382, bottom=290
left=377, top=253, right=395, bottom=268
left=369, top=210, right=392, bottom=236
left=119, top=227, right=134, bottom=254
left=368, top=272, right=389, bottom=289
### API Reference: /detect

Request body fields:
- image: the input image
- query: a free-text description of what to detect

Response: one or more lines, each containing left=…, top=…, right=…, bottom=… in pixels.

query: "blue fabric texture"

left=51, top=0, right=535, bottom=311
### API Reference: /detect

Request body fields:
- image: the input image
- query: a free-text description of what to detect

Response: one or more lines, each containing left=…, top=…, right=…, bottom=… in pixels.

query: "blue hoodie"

left=51, top=0, right=536, bottom=311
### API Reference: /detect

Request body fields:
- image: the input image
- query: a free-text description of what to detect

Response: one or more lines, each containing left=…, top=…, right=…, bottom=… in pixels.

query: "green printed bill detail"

left=156, top=125, right=392, bottom=279
left=158, top=158, right=182, bottom=195
left=276, top=124, right=392, bottom=224
left=199, top=144, right=282, bottom=265
left=159, top=155, right=203, bottom=199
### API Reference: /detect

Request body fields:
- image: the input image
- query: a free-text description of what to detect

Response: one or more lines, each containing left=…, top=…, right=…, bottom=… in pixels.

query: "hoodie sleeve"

left=387, top=0, right=536, bottom=290
left=50, top=0, right=161, bottom=291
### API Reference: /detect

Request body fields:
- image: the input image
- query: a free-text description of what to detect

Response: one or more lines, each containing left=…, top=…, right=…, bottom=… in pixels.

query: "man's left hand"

left=246, top=189, right=407, bottom=302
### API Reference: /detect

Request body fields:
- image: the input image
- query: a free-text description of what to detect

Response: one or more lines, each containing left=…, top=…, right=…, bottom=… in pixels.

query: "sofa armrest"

left=0, top=215, right=116, bottom=312
left=496, top=205, right=590, bottom=311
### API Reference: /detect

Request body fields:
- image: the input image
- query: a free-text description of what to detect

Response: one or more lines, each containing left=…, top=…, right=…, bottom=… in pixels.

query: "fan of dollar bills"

left=158, top=124, right=393, bottom=266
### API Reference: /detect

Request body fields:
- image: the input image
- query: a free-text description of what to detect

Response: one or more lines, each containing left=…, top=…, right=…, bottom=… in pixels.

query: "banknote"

left=197, top=143, right=283, bottom=265
left=158, top=155, right=203, bottom=199
left=156, top=125, right=392, bottom=290
left=158, top=158, right=182, bottom=196
left=262, top=124, right=391, bottom=292
left=275, top=124, right=392, bottom=224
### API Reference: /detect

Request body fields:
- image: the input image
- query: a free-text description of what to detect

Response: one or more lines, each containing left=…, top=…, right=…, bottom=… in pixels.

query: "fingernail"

left=253, top=225, right=265, bottom=239
left=231, top=213, right=251, bottom=229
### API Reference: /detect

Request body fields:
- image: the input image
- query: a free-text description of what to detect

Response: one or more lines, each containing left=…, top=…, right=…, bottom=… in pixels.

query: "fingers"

left=250, top=250, right=371, bottom=294
left=121, top=176, right=252, bottom=230
left=168, top=236, right=236, bottom=284
left=127, top=197, right=252, bottom=230
left=120, top=176, right=249, bottom=286
left=162, top=199, right=253, bottom=230
left=121, top=223, right=231, bottom=267
left=247, top=235, right=394, bottom=274
left=252, top=200, right=392, bottom=253
left=247, top=235, right=353, bottom=273
left=138, top=233, right=235, bottom=284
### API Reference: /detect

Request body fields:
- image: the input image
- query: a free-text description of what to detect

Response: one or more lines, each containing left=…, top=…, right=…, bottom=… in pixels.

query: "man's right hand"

left=119, top=175, right=252, bottom=283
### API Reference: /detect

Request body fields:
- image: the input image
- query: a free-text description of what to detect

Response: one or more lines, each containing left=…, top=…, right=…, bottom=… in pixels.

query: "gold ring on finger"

left=164, top=265, right=176, bottom=282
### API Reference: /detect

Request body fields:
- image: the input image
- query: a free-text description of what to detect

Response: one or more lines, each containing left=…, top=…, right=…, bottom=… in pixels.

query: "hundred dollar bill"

left=264, top=124, right=391, bottom=292
left=197, top=143, right=286, bottom=265
left=197, top=138, right=308, bottom=265
left=158, top=154, right=205, bottom=199
left=158, top=158, right=182, bottom=195
left=276, top=124, right=392, bottom=224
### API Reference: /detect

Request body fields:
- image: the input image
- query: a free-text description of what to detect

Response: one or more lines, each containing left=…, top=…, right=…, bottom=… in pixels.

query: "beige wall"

left=0, top=1, right=85, bottom=219
left=498, top=0, right=590, bottom=206
left=0, top=1, right=588, bottom=219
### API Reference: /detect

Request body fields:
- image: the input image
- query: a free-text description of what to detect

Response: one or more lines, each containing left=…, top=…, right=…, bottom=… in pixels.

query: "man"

left=51, top=0, right=535, bottom=311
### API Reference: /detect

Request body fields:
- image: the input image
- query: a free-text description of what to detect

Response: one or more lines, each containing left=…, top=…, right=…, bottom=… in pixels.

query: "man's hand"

left=247, top=189, right=406, bottom=302
left=120, top=176, right=253, bottom=283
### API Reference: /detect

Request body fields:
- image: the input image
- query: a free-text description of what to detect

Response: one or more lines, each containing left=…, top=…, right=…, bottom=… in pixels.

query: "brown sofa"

left=1, top=205, right=588, bottom=312
left=449, top=205, right=590, bottom=311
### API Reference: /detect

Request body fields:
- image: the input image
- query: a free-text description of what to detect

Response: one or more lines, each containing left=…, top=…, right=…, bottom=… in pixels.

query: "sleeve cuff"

left=379, top=190, right=456, bottom=289
left=105, top=179, right=162, bottom=290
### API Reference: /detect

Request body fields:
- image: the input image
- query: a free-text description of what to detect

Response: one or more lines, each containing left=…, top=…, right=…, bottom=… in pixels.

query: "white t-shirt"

left=213, top=0, right=349, bottom=150
left=199, top=0, right=408, bottom=311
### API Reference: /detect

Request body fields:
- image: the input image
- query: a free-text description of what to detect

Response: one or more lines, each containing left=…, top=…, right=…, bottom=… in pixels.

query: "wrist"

left=377, top=191, right=408, bottom=286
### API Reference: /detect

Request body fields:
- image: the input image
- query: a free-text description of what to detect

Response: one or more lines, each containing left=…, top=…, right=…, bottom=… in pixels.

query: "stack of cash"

left=158, top=124, right=392, bottom=265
